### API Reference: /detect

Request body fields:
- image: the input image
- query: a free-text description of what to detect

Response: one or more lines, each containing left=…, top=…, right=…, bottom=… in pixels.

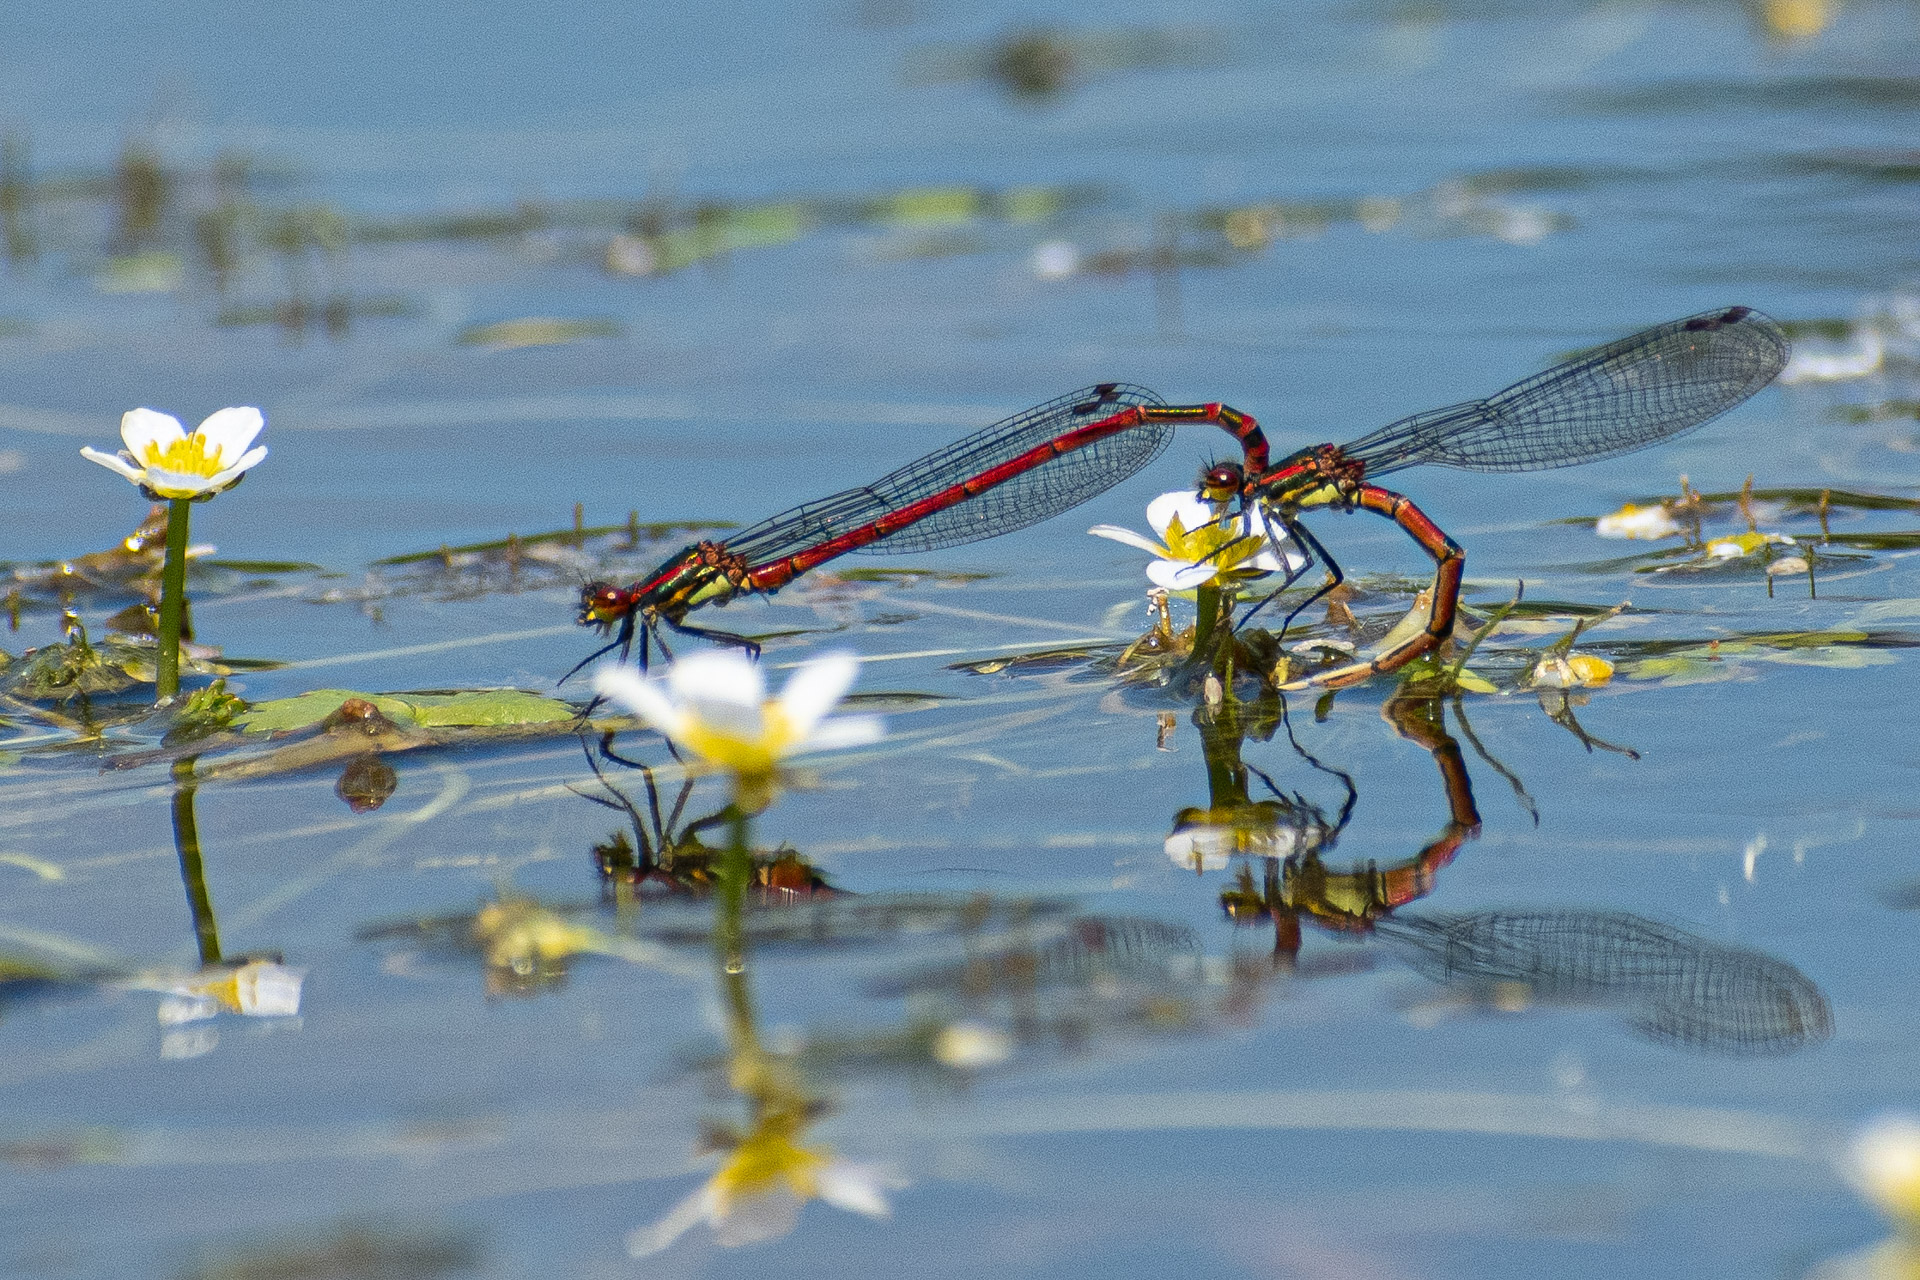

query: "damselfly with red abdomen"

left=1072, top=305, right=1790, bottom=690
left=570, top=381, right=1272, bottom=676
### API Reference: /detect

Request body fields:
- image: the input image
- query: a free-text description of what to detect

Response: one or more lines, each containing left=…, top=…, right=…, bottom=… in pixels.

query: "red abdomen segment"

left=1282, top=485, right=1466, bottom=691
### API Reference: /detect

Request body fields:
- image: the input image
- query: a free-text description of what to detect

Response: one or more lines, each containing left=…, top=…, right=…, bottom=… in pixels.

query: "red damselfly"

left=571, top=382, right=1269, bottom=675
left=1072, top=305, right=1790, bottom=689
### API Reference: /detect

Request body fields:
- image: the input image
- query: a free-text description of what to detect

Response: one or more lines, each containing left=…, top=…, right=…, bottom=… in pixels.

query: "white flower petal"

left=1146, top=490, right=1214, bottom=539
left=592, top=666, right=689, bottom=738
left=193, top=406, right=264, bottom=465
left=120, top=407, right=184, bottom=455
left=1087, top=524, right=1170, bottom=556
left=1148, top=560, right=1219, bottom=591
left=233, top=962, right=303, bottom=1016
left=1164, top=828, right=1231, bottom=872
left=627, top=1182, right=721, bottom=1257
left=80, top=446, right=146, bottom=483
left=669, top=650, right=767, bottom=739
left=1531, top=656, right=1576, bottom=689
left=817, top=1160, right=895, bottom=1218
left=776, top=652, right=859, bottom=741
left=141, top=464, right=219, bottom=499
left=205, top=444, right=268, bottom=492
left=799, top=715, right=886, bottom=753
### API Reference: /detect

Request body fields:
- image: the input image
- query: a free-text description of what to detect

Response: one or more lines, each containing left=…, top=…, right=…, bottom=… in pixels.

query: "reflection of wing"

left=605, top=893, right=1082, bottom=949
left=867, top=916, right=1201, bottom=999
left=1380, top=909, right=1831, bottom=1056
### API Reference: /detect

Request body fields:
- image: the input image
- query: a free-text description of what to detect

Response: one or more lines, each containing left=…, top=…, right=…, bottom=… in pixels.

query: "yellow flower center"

left=140, top=433, right=225, bottom=478
left=1163, top=510, right=1262, bottom=574
left=678, top=704, right=799, bottom=779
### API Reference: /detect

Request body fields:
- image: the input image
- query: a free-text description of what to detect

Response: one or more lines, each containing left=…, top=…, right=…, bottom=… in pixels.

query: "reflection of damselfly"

left=575, top=307, right=1786, bottom=685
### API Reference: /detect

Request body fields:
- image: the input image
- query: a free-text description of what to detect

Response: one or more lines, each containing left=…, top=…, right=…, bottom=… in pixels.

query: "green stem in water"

left=155, top=497, right=192, bottom=703
left=1193, top=584, right=1222, bottom=657
left=171, top=756, right=222, bottom=966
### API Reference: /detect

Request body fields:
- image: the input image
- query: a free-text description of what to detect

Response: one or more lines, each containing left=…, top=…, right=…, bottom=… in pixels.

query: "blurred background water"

left=3, top=1, right=1920, bottom=1277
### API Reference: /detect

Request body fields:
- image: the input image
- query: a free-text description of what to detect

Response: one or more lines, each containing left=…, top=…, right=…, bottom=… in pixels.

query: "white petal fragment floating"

left=81, top=406, right=269, bottom=500
left=1090, top=490, right=1306, bottom=591
left=592, top=650, right=885, bottom=778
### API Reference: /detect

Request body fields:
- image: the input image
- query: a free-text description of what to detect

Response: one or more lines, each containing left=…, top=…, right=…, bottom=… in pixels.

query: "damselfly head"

left=1197, top=461, right=1245, bottom=503
left=577, top=581, right=637, bottom=632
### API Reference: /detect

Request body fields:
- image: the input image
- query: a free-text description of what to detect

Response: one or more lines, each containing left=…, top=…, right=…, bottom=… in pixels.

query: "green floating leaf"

left=237, top=688, right=576, bottom=733
left=391, top=690, right=578, bottom=728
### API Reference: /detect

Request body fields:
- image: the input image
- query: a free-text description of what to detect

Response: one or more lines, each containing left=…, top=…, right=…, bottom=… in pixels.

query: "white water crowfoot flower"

left=592, top=650, right=884, bottom=789
left=81, top=406, right=267, bottom=500
left=1090, top=490, right=1305, bottom=591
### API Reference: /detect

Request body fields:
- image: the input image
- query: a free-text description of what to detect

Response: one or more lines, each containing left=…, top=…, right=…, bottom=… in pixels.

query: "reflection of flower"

left=1594, top=502, right=1680, bottom=540
left=1851, top=1115, right=1920, bottom=1225
left=144, top=959, right=305, bottom=1024
left=933, top=1021, right=1014, bottom=1070
left=81, top=407, right=268, bottom=500
left=628, top=1112, right=897, bottom=1256
left=592, top=652, right=884, bottom=787
left=1165, top=806, right=1327, bottom=872
left=1809, top=1115, right=1920, bottom=1279
left=1090, top=491, right=1304, bottom=591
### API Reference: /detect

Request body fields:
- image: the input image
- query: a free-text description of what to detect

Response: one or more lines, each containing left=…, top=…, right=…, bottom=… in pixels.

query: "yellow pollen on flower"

left=140, top=434, right=226, bottom=477
left=1163, top=511, right=1256, bottom=570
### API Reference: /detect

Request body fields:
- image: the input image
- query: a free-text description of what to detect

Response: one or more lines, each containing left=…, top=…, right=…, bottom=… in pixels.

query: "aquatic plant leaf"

left=235, top=688, right=575, bottom=732
left=4, top=637, right=223, bottom=702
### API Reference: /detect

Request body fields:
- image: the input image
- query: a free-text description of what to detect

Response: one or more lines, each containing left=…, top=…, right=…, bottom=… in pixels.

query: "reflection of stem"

left=718, top=803, right=753, bottom=1005
left=171, top=757, right=222, bottom=965
left=155, top=497, right=192, bottom=702
left=1195, top=708, right=1250, bottom=809
left=1541, top=692, right=1641, bottom=760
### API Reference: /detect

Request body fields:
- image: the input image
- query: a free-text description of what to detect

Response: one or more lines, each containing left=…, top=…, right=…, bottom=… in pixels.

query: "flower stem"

left=1193, top=584, right=1222, bottom=656
left=155, top=497, right=192, bottom=703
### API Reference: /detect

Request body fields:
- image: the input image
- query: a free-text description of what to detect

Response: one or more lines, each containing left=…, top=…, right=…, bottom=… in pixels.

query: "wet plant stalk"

left=1193, top=583, right=1223, bottom=656
left=155, top=497, right=192, bottom=702
left=171, top=757, right=222, bottom=965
